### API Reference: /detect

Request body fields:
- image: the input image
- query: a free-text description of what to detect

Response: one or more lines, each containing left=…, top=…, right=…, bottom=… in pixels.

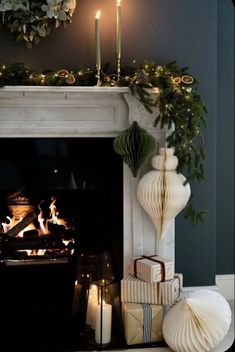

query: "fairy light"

left=40, top=74, right=45, bottom=83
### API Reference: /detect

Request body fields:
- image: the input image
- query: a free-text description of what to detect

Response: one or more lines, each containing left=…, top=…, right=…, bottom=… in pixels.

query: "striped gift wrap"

left=121, top=273, right=183, bottom=306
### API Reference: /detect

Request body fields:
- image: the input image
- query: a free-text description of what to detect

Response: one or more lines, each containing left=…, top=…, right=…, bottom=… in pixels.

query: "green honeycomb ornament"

left=113, top=121, right=156, bottom=177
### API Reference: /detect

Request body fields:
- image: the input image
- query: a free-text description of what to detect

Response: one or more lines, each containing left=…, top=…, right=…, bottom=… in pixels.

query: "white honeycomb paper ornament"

left=137, top=148, right=191, bottom=239
left=162, top=289, right=232, bottom=352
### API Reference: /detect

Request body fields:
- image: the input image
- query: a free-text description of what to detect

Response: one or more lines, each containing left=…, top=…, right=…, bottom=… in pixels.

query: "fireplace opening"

left=0, top=138, right=124, bottom=350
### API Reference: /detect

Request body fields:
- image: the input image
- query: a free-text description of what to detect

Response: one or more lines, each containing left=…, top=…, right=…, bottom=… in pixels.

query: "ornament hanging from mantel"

left=113, top=121, right=156, bottom=178
left=137, top=148, right=191, bottom=240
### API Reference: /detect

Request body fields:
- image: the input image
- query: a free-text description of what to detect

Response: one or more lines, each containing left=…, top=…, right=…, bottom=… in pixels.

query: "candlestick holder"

left=116, top=52, right=121, bottom=82
left=96, top=64, right=102, bottom=86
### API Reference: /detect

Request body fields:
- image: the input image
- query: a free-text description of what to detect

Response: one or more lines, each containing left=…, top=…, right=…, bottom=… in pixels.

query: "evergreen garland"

left=119, top=61, right=208, bottom=225
left=0, top=60, right=208, bottom=225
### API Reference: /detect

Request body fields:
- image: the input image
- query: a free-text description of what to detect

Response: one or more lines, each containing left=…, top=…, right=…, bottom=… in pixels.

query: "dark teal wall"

left=0, top=0, right=234, bottom=286
left=216, top=0, right=234, bottom=274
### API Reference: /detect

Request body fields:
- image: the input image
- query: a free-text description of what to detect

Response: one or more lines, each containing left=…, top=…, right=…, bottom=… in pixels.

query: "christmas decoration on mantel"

left=113, top=121, right=156, bottom=177
left=137, top=148, right=191, bottom=240
left=0, top=0, right=76, bottom=48
left=0, top=60, right=208, bottom=226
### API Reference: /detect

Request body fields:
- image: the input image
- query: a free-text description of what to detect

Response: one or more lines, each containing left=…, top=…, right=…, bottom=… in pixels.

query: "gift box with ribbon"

left=122, top=302, right=164, bottom=345
left=132, top=255, right=174, bottom=283
left=121, top=273, right=183, bottom=306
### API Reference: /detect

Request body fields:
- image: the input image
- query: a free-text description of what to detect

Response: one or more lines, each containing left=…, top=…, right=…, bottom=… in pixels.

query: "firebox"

left=0, top=137, right=123, bottom=350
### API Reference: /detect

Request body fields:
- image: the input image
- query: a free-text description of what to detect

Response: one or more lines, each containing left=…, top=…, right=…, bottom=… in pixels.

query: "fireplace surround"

left=0, top=86, right=174, bottom=269
left=0, top=86, right=174, bottom=350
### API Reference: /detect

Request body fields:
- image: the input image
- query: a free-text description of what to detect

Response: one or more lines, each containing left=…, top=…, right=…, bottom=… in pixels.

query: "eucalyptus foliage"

left=0, top=0, right=76, bottom=48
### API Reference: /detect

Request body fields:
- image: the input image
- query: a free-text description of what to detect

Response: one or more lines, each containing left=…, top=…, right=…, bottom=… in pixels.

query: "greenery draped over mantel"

left=0, top=60, right=208, bottom=225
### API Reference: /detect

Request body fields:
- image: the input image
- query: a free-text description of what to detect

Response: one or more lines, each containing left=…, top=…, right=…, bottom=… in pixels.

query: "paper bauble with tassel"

left=162, top=289, right=232, bottom=352
left=113, top=121, right=156, bottom=177
left=137, top=148, right=191, bottom=239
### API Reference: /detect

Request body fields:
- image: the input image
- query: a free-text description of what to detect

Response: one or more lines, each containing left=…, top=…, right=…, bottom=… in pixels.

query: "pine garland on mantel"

left=0, top=60, right=208, bottom=225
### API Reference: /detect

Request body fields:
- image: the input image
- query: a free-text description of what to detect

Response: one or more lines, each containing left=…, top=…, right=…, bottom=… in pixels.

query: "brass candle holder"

left=96, top=64, right=102, bottom=87
left=116, top=52, right=121, bottom=82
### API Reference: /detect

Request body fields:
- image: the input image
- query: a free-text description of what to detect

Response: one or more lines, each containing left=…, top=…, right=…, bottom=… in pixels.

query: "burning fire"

left=1, top=197, right=75, bottom=257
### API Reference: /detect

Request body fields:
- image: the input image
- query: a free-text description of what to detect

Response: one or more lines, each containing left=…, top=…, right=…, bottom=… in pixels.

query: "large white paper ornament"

left=137, top=148, right=191, bottom=239
left=162, top=289, right=232, bottom=352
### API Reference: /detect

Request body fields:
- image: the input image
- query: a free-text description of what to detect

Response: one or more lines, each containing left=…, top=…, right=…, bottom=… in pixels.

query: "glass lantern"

left=85, top=278, right=124, bottom=349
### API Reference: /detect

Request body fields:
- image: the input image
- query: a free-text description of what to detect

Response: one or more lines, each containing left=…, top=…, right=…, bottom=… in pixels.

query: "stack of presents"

left=121, top=255, right=183, bottom=346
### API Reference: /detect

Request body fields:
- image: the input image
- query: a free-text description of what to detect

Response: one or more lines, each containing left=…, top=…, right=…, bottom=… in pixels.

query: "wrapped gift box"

left=132, top=255, right=174, bottom=283
left=121, top=273, right=183, bottom=306
left=122, top=302, right=164, bottom=345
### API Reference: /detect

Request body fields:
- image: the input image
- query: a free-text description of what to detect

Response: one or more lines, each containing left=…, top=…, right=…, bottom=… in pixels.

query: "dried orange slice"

left=181, top=75, right=194, bottom=84
left=172, top=76, right=182, bottom=85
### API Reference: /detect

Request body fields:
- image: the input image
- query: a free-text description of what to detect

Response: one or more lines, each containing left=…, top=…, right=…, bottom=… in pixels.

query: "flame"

left=1, top=197, right=67, bottom=235
left=48, top=197, right=67, bottom=228
left=38, top=203, right=47, bottom=235
left=49, top=197, right=60, bottom=224
left=1, top=216, right=13, bottom=233
left=1, top=196, right=74, bottom=257
left=95, top=11, right=100, bottom=19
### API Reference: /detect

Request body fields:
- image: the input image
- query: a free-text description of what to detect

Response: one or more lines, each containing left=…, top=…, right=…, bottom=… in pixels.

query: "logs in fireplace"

left=0, top=192, right=77, bottom=266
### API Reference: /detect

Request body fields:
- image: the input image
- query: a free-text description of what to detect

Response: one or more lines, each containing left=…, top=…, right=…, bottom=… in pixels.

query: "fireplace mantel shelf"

left=1, top=86, right=160, bottom=93
left=1, top=85, right=131, bottom=93
left=0, top=84, right=174, bottom=275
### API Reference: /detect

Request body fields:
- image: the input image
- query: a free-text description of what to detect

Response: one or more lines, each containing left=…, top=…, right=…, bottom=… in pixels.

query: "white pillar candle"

left=91, top=300, right=98, bottom=329
left=86, top=284, right=98, bottom=326
left=72, top=280, right=82, bottom=316
left=116, top=0, right=122, bottom=56
left=95, top=11, right=101, bottom=66
left=95, top=300, right=112, bottom=344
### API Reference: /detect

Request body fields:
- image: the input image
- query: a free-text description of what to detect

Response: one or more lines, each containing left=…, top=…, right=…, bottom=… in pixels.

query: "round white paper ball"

left=162, top=289, right=232, bottom=352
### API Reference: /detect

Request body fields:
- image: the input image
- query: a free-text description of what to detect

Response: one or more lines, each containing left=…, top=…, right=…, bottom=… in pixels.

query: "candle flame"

left=117, top=0, right=121, bottom=6
left=95, top=11, right=100, bottom=19
left=102, top=299, right=106, bottom=306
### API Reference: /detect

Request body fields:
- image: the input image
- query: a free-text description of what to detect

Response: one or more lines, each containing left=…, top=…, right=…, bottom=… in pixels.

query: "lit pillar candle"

left=91, top=299, right=98, bottom=329
left=86, top=284, right=98, bottom=326
left=116, top=0, right=122, bottom=57
left=95, top=11, right=101, bottom=66
left=72, top=280, right=82, bottom=316
left=95, top=300, right=112, bottom=344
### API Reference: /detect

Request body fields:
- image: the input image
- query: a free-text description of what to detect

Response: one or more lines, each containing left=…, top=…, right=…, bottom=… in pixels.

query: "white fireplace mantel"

left=0, top=86, right=174, bottom=276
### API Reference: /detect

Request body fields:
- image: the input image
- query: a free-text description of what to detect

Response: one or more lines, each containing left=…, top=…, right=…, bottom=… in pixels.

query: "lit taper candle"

left=116, top=0, right=122, bottom=57
left=95, top=11, right=101, bottom=66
